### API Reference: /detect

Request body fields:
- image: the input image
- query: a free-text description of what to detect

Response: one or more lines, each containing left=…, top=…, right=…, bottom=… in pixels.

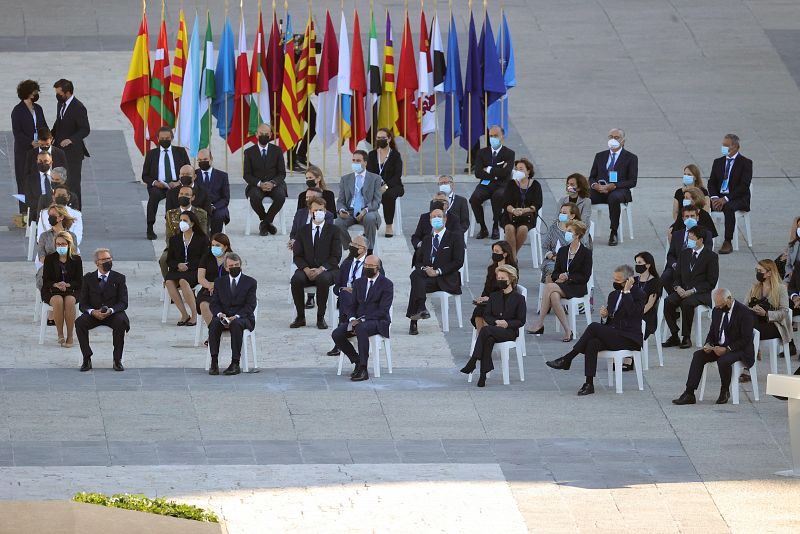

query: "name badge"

left=608, top=171, right=618, bottom=183
left=480, top=179, right=491, bottom=186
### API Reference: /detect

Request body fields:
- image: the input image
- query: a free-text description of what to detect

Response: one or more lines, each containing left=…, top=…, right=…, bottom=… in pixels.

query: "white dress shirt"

left=157, top=146, right=178, bottom=184
left=38, top=206, right=83, bottom=245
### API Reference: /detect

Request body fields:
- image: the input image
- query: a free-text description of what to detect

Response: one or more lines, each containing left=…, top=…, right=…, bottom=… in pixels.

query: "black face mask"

left=31, top=93, right=39, bottom=103
left=228, top=266, right=242, bottom=278
left=40, top=144, right=51, bottom=151
left=178, top=196, right=191, bottom=207
left=179, top=175, right=193, bottom=186
left=348, top=245, right=362, bottom=258
left=258, top=135, right=271, bottom=145
left=613, top=281, right=625, bottom=291
left=719, top=303, right=731, bottom=312
left=634, top=264, right=647, bottom=274
left=376, top=139, right=389, bottom=149
left=54, top=196, right=68, bottom=206
left=494, top=279, right=509, bottom=291
left=306, top=179, right=317, bottom=188
left=159, top=139, right=171, bottom=149
left=363, top=267, right=378, bottom=278
left=38, top=163, right=50, bottom=173
left=491, top=252, right=505, bottom=263
left=756, top=271, right=766, bottom=283
left=198, top=161, right=211, bottom=171
left=55, top=93, right=65, bottom=103
left=48, top=214, right=58, bottom=226
left=102, top=260, right=113, bottom=272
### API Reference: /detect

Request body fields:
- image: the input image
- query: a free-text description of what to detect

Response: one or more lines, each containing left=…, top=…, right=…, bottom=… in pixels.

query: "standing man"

left=243, top=123, right=287, bottom=236
left=195, top=149, right=230, bottom=235
left=24, top=127, right=66, bottom=176
left=142, top=127, right=190, bottom=239
left=469, top=125, right=515, bottom=240
left=438, top=175, right=471, bottom=235
left=708, top=133, right=753, bottom=255
left=52, top=79, right=90, bottom=207
left=589, top=128, right=638, bottom=246
left=75, top=248, right=129, bottom=372
left=334, top=150, right=383, bottom=253
left=11, top=80, right=47, bottom=221
left=25, top=152, right=52, bottom=222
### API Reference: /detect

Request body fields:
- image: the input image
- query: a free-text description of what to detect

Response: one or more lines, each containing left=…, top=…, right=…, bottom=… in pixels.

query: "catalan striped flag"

left=296, top=17, right=316, bottom=120
left=169, top=10, right=188, bottom=116
left=120, top=14, right=151, bottom=155
left=278, top=14, right=302, bottom=151
left=377, top=11, right=398, bottom=135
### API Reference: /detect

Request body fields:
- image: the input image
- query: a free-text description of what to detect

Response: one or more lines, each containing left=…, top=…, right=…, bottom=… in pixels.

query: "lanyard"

left=517, top=182, right=531, bottom=207
left=377, top=150, right=390, bottom=176
left=183, top=234, right=192, bottom=262
left=217, top=261, right=224, bottom=278
left=565, top=248, right=577, bottom=273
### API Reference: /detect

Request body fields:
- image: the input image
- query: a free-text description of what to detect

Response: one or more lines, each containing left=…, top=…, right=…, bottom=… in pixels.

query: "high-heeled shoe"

left=527, top=326, right=544, bottom=335
left=57, top=336, right=65, bottom=346
left=460, top=358, right=477, bottom=375
left=477, top=375, right=486, bottom=387
left=561, top=331, right=574, bottom=342
left=63, top=338, right=74, bottom=348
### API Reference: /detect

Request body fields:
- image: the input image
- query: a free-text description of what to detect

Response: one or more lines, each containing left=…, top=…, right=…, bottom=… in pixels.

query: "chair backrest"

left=516, top=284, right=528, bottom=300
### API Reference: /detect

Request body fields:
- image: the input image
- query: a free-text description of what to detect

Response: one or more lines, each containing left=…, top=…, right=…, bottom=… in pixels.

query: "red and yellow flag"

left=296, top=17, right=316, bottom=120
left=278, top=19, right=302, bottom=151
left=120, top=15, right=151, bottom=155
left=169, top=10, right=188, bottom=116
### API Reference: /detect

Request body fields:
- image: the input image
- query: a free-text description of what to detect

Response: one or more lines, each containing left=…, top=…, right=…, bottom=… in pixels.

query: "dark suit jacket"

left=484, top=289, right=527, bottom=336
left=78, top=270, right=130, bottom=329
left=707, top=154, right=753, bottom=210
left=448, top=194, right=470, bottom=234
left=334, top=255, right=385, bottom=296
left=25, top=171, right=52, bottom=217
left=413, top=229, right=465, bottom=294
left=603, top=288, right=646, bottom=346
left=290, top=208, right=334, bottom=240
left=704, top=300, right=755, bottom=367
left=589, top=148, right=638, bottom=193
left=37, top=191, right=79, bottom=213
left=293, top=222, right=342, bottom=271
left=52, top=97, right=90, bottom=158
left=295, top=189, right=337, bottom=215
left=243, top=143, right=287, bottom=197
left=11, top=101, right=48, bottom=153
left=166, top=233, right=209, bottom=273
left=553, top=244, right=593, bottom=292
left=211, top=273, right=257, bottom=330
left=141, top=145, right=190, bottom=187
left=42, top=253, right=83, bottom=293
left=673, top=247, right=719, bottom=294
left=411, top=212, right=462, bottom=250
left=195, top=168, right=231, bottom=211
left=474, top=146, right=515, bottom=186
left=166, top=183, right=212, bottom=214
left=349, top=274, right=394, bottom=338
left=24, top=146, right=67, bottom=176
left=665, top=228, right=714, bottom=270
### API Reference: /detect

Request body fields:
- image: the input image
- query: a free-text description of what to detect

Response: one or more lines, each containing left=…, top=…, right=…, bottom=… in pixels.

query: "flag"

left=337, top=12, right=352, bottom=147
left=199, top=14, right=215, bottom=150
left=315, top=11, right=339, bottom=149
left=170, top=10, right=189, bottom=117
left=487, top=12, right=515, bottom=131
left=417, top=12, right=436, bottom=138
left=365, top=12, right=382, bottom=142
left=480, top=14, right=506, bottom=117
left=148, top=19, right=175, bottom=142
left=395, top=13, right=419, bottom=151
left=459, top=13, right=482, bottom=151
left=265, top=13, right=283, bottom=127
left=227, top=17, right=253, bottom=153
left=278, top=14, right=303, bottom=151
left=443, top=14, right=463, bottom=150
left=178, top=14, right=202, bottom=157
left=120, top=14, right=151, bottom=155
left=212, top=17, right=235, bottom=139
left=377, top=12, right=398, bottom=135
left=350, top=11, right=368, bottom=153
left=297, top=17, right=317, bottom=120
left=431, top=14, right=446, bottom=93
left=249, top=13, right=271, bottom=138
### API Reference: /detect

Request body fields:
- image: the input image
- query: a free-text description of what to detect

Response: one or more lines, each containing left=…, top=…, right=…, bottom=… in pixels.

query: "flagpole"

left=352, top=2, right=357, bottom=155
left=404, top=0, right=408, bottom=183
left=240, top=0, right=245, bottom=178
left=449, top=0, right=454, bottom=176
left=307, top=0, right=312, bottom=163
left=467, top=0, right=472, bottom=174
left=483, top=0, right=488, bottom=144
left=160, top=0, right=165, bottom=130
left=142, top=0, right=148, bottom=154
left=369, top=0, right=375, bottom=147
left=499, top=4, right=505, bottom=133
left=224, top=0, right=230, bottom=173
left=285, top=0, right=294, bottom=172
left=338, top=0, right=343, bottom=178
left=207, top=9, right=213, bottom=149
left=419, top=0, right=424, bottom=178
left=433, top=1, right=439, bottom=177
left=272, top=0, right=278, bottom=134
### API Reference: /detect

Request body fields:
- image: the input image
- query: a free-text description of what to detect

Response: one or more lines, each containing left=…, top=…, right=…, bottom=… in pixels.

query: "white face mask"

left=608, top=139, right=621, bottom=150
left=511, top=169, right=526, bottom=181
left=796, top=227, right=800, bottom=239
left=438, top=183, right=452, bottom=195
left=313, top=210, right=326, bottom=223
left=179, top=221, right=190, bottom=232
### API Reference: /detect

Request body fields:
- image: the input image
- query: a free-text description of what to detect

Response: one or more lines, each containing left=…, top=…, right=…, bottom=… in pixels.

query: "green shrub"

left=72, top=492, right=219, bottom=523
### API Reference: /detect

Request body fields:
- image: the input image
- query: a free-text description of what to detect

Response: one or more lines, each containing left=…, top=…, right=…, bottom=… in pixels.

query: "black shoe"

left=476, top=228, right=489, bottom=239
left=223, top=362, right=241, bottom=375
left=289, top=318, right=306, bottom=328
left=715, top=389, right=730, bottom=404
left=672, top=392, right=696, bottom=405
left=208, top=359, right=219, bottom=375
left=350, top=364, right=360, bottom=378
left=490, top=226, right=500, bottom=240
left=459, top=358, right=477, bottom=375
left=259, top=221, right=270, bottom=236
left=546, top=356, right=572, bottom=371
left=317, top=318, right=328, bottom=329
left=79, top=359, right=92, bottom=372
left=477, top=374, right=487, bottom=387
left=527, top=326, right=544, bottom=335
left=409, top=321, right=419, bottom=335
left=662, top=335, right=680, bottom=348
left=608, top=231, right=618, bottom=246
left=577, top=382, right=595, bottom=396
left=113, top=361, right=124, bottom=372
left=679, top=338, right=692, bottom=349
left=291, top=162, right=307, bottom=172
left=305, top=294, right=315, bottom=309
left=420, top=310, right=431, bottom=320
left=351, top=367, right=369, bottom=381
left=146, top=228, right=157, bottom=240
left=266, top=222, right=277, bottom=235
left=789, top=340, right=796, bottom=356
left=327, top=347, right=341, bottom=357
left=47, top=319, right=55, bottom=326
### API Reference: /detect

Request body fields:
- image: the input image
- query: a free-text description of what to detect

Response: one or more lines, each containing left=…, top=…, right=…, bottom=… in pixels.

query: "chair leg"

left=38, top=303, right=48, bottom=345
left=655, top=329, right=664, bottom=366
left=694, top=313, right=703, bottom=348
left=743, top=213, right=753, bottom=247
left=251, top=332, right=258, bottom=370
left=455, top=295, right=463, bottom=328
left=161, top=287, right=170, bottom=324
left=626, top=204, right=634, bottom=239
left=241, top=334, right=250, bottom=373
left=205, top=347, right=211, bottom=371
left=337, top=352, right=344, bottom=376
left=245, top=209, right=252, bottom=236
left=751, top=361, right=760, bottom=401
left=500, top=346, right=510, bottom=385
left=633, top=351, right=644, bottom=391
left=385, top=339, right=392, bottom=373
left=615, top=356, right=623, bottom=394
left=469, top=329, right=477, bottom=354
left=516, top=347, right=525, bottom=382
left=769, top=341, right=778, bottom=375
left=194, top=320, right=202, bottom=347
left=731, top=365, right=741, bottom=405
left=607, top=359, right=614, bottom=387
left=373, top=336, right=381, bottom=378
left=698, top=364, right=709, bottom=400
left=440, top=294, right=450, bottom=333
left=732, top=217, right=740, bottom=251
left=783, top=343, right=792, bottom=374
left=642, top=339, right=650, bottom=371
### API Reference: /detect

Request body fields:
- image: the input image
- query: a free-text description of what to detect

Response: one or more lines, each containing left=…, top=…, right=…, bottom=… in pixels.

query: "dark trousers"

left=65, top=152, right=83, bottom=208
left=664, top=291, right=711, bottom=339
left=566, top=322, right=640, bottom=378
left=469, top=184, right=505, bottom=228
left=208, top=317, right=247, bottom=362
left=406, top=269, right=445, bottom=317
left=660, top=268, right=675, bottom=295
left=686, top=349, right=747, bottom=391
left=332, top=320, right=381, bottom=367
left=337, top=290, right=356, bottom=323
left=146, top=185, right=169, bottom=226
left=470, top=325, right=517, bottom=374
left=209, top=207, right=229, bottom=235
left=590, top=188, right=630, bottom=231
left=381, top=185, right=405, bottom=225
left=75, top=312, right=127, bottom=362
left=754, top=321, right=780, bottom=341
left=291, top=269, right=336, bottom=319
left=713, top=198, right=748, bottom=242
left=14, top=150, right=26, bottom=213
left=248, top=186, right=286, bottom=223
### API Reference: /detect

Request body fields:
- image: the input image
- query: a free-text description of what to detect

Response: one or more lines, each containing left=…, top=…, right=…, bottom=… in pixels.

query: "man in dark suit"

left=438, top=175, right=470, bottom=235
left=469, top=125, right=515, bottom=240
left=661, top=206, right=713, bottom=291
left=589, top=128, right=638, bottom=246
left=411, top=195, right=462, bottom=251
left=326, top=235, right=370, bottom=357
left=194, top=149, right=230, bottom=234
left=708, top=133, right=753, bottom=255
left=407, top=208, right=465, bottom=335
left=25, top=151, right=52, bottom=221
left=673, top=288, right=755, bottom=405
left=208, top=253, right=258, bottom=376
left=288, top=189, right=332, bottom=244
left=52, top=79, right=90, bottom=206
left=290, top=197, right=342, bottom=329
left=24, top=127, right=66, bottom=176
left=331, top=255, right=393, bottom=381
left=663, top=225, right=719, bottom=349
left=38, top=181, right=79, bottom=214
left=547, top=266, right=645, bottom=395
left=166, top=165, right=212, bottom=215
left=243, top=123, right=287, bottom=236
left=75, top=248, right=129, bottom=372
left=141, top=127, right=191, bottom=239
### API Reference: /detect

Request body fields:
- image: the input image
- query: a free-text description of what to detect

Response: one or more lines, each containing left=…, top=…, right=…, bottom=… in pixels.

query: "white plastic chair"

left=469, top=285, right=528, bottom=360
left=161, top=284, right=201, bottom=324
left=760, top=337, right=792, bottom=375
left=708, top=183, right=753, bottom=250
left=462, top=230, right=470, bottom=283
left=393, top=197, right=403, bottom=236
left=591, top=202, right=633, bottom=242
left=244, top=199, right=287, bottom=236
left=642, top=298, right=665, bottom=370
left=467, top=330, right=524, bottom=386
left=37, top=301, right=50, bottom=344
left=692, top=282, right=720, bottom=347
left=432, top=291, right=463, bottom=332
left=26, top=220, right=37, bottom=261
left=529, top=225, right=542, bottom=269
left=598, top=344, right=644, bottom=394
left=554, top=272, right=594, bottom=338
left=33, top=288, right=41, bottom=322
left=205, top=302, right=259, bottom=372
left=336, top=307, right=394, bottom=378
left=699, top=329, right=760, bottom=404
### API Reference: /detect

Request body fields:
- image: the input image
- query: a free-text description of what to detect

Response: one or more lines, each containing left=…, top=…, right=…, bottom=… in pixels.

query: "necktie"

left=722, top=159, right=732, bottom=191
left=612, top=292, right=623, bottom=317
left=607, top=152, right=617, bottom=171
left=261, top=148, right=267, bottom=159
left=314, top=225, right=321, bottom=247
left=231, top=277, right=238, bottom=294
left=351, top=259, right=361, bottom=285
left=690, top=252, right=698, bottom=270
left=352, top=175, right=364, bottom=214
left=366, top=279, right=373, bottom=299
left=203, top=171, right=209, bottom=184
left=491, top=151, right=498, bottom=164
left=719, top=312, right=729, bottom=345
left=683, top=232, right=688, bottom=248
left=163, top=150, right=173, bottom=182
left=59, top=103, right=65, bottom=120
left=99, top=275, right=107, bottom=289
left=431, top=233, right=440, bottom=263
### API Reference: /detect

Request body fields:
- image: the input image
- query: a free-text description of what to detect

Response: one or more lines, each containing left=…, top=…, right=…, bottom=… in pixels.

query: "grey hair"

left=225, top=252, right=242, bottom=264
left=609, top=128, right=626, bottom=140
left=713, top=287, right=732, bottom=300
left=723, top=133, right=740, bottom=148
left=352, top=234, right=367, bottom=246
left=438, top=174, right=454, bottom=183
left=614, top=264, right=634, bottom=279
left=488, top=124, right=505, bottom=135
left=51, top=167, right=67, bottom=180
left=93, top=248, right=111, bottom=260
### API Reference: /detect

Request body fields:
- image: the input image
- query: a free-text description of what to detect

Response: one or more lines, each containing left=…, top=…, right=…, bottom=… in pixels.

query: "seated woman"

left=788, top=266, right=800, bottom=358
left=748, top=259, right=792, bottom=349
left=37, top=204, right=78, bottom=326
left=778, top=215, right=800, bottom=283
left=165, top=211, right=209, bottom=326
left=529, top=220, right=592, bottom=341
left=669, top=186, right=718, bottom=241
left=41, top=231, right=83, bottom=347
left=460, top=265, right=526, bottom=387
left=500, top=158, right=543, bottom=261
left=196, top=232, right=233, bottom=344
left=539, top=202, right=589, bottom=286
left=672, top=164, right=710, bottom=222
left=557, top=173, right=592, bottom=225
left=471, top=240, right=518, bottom=331
left=297, top=165, right=336, bottom=217
left=629, top=251, right=662, bottom=370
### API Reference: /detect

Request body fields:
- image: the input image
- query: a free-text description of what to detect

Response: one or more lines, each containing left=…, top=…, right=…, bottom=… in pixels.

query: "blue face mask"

left=686, top=238, right=697, bottom=249
left=351, top=162, right=363, bottom=174
left=558, top=213, right=569, bottom=223
left=682, top=199, right=692, bottom=207
left=489, top=136, right=501, bottom=149
left=431, top=217, right=444, bottom=230
left=56, top=246, right=68, bottom=256
left=684, top=217, right=697, bottom=229
left=721, top=146, right=729, bottom=157
left=682, top=174, right=694, bottom=186
left=564, top=231, right=574, bottom=244
left=211, top=245, right=224, bottom=257
left=438, top=183, right=452, bottom=195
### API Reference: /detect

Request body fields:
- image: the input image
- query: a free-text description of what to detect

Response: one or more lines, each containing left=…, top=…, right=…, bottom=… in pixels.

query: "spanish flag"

left=120, top=15, right=151, bottom=155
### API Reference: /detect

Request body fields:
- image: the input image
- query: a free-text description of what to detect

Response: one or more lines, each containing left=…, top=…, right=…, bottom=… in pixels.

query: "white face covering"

left=608, top=139, right=621, bottom=150
left=796, top=227, right=800, bottom=239
left=511, top=169, right=526, bottom=181
left=179, top=221, right=190, bottom=232
left=313, top=210, right=326, bottom=223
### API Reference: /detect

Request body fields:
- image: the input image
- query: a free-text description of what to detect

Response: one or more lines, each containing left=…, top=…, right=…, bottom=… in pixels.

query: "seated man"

left=75, top=248, right=129, bottom=372
left=38, top=184, right=83, bottom=245
left=243, top=123, right=287, bottom=236
left=331, top=255, right=393, bottom=382
left=288, top=188, right=329, bottom=245
left=290, top=197, right=342, bottom=329
left=194, top=149, right=230, bottom=234
left=142, top=127, right=190, bottom=239
left=208, top=252, right=257, bottom=376
left=407, top=208, right=465, bottom=335
left=663, top=225, right=719, bottom=349
left=334, top=150, right=383, bottom=253
left=327, top=235, right=370, bottom=356
left=166, top=164, right=212, bottom=216
left=25, top=151, right=53, bottom=221
left=159, top=185, right=208, bottom=278
left=469, top=125, right=515, bottom=240
left=673, top=288, right=755, bottom=405
left=437, top=174, right=471, bottom=235
left=708, top=133, right=753, bottom=255
left=411, top=193, right=462, bottom=251
left=546, top=265, right=645, bottom=395
left=36, top=168, right=78, bottom=213
left=661, top=206, right=713, bottom=291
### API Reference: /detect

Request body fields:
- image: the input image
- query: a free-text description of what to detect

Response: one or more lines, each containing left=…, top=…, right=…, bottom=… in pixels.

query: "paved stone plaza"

left=1, top=1, right=800, bottom=532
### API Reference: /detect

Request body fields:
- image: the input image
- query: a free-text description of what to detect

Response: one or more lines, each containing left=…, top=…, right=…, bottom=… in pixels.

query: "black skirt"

left=557, top=282, right=587, bottom=300
left=165, top=270, right=199, bottom=287
left=41, top=287, right=78, bottom=303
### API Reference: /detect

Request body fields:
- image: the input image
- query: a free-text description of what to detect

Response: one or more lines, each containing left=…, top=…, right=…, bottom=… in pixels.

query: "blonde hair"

left=683, top=186, right=706, bottom=210
left=306, top=165, right=328, bottom=190
left=748, top=259, right=784, bottom=309
left=48, top=204, right=74, bottom=230
left=566, top=219, right=587, bottom=238
left=54, top=231, right=76, bottom=258
left=683, top=164, right=704, bottom=189
left=495, top=264, right=519, bottom=288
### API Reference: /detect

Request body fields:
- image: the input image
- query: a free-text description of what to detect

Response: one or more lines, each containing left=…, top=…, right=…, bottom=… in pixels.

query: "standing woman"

left=501, top=158, right=543, bottom=261
left=165, top=211, right=209, bottom=326
left=297, top=165, right=336, bottom=217
left=367, top=128, right=404, bottom=237
left=196, top=233, right=233, bottom=342
left=41, top=231, right=82, bottom=346
left=11, top=80, right=47, bottom=219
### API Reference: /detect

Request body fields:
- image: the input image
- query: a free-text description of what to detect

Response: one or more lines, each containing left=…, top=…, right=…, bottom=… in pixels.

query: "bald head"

left=197, top=148, right=211, bottom=160
left=364, top=254, right=381, bottom=273
left=179, top=165, right=195, bottom=184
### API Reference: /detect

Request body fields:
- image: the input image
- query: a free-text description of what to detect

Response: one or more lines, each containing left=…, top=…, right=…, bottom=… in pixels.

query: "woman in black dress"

left=165, top=211, right=209, bottom=326
left=41, top=231, right=82, bottom=347
left=197, top=233, right=233, bottom=338
left=630, top=251, right=662, bottom=370
left=501, top=158, right=543, bottom=261
left=297, top=165, right=336, bottom=217
left=366, top=128, right=403, bottom=237
left=471, top=240, right=518, bottom=330
left=529, top=220, right=592, bottom=342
